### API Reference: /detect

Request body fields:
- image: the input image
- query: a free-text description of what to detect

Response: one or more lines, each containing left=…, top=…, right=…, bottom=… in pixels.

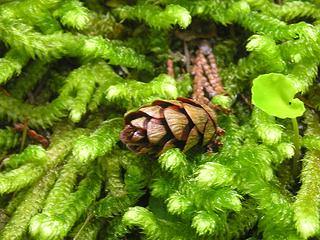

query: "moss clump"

left=1, top=0, right=320, bottom=239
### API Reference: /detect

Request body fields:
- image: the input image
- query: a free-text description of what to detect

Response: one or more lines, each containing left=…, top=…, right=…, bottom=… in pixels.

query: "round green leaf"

left=252, top=73, right=305, bottom=119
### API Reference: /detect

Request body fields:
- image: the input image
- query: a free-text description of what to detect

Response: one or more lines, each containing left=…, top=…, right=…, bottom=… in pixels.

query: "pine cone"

left=120, top=97, right=222, bottom=155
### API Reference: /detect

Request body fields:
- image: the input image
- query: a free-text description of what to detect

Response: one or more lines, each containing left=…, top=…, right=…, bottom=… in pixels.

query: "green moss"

left=0, top=0, right=319, bottom=239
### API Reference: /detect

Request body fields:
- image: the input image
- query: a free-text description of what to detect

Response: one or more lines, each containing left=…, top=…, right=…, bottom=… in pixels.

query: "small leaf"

left=252, top=73, right=305, bottom=119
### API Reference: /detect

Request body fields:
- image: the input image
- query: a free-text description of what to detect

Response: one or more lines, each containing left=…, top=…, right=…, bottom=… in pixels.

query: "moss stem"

left=291, top=117, right=300, bottom=179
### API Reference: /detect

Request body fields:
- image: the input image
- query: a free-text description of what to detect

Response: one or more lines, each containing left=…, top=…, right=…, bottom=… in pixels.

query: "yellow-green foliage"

left=0, top=0, right=320, bottom=239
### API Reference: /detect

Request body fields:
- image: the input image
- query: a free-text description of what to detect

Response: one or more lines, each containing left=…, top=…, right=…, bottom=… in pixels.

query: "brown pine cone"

left=120, top=97, right=223, bottom=155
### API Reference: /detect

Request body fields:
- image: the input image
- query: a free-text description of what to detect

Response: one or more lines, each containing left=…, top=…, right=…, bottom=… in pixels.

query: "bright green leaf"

left=252, top=73, right=305, bottom=119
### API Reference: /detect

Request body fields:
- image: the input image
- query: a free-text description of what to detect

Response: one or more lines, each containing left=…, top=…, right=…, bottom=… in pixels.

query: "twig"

left=14, top=122, right=50, bottom=148
left=167, top=58, right=175, bottom=78
left=191, top=41, right=225, bottom=109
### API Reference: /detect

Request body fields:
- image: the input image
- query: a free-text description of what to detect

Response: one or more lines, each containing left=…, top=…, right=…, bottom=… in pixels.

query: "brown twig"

left=191, top=52, right=208, bottom=105
left=191, top=41, right=225, bottom=110
left=199, top=41, right=225, bottom=96
left=167, top=58, right=175, bottom=78
left=0, top=87, right=10, bottom=96
left=14, top=123, right=50, bottom=148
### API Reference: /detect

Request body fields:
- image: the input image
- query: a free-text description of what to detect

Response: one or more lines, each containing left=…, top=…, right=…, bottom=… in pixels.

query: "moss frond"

left=87, top=64, right=123, bottom=111
left=7, top=61, right=49, bottom=100
left=72, top=118, right=123, bottom=165
left=0, top=170, right=57, bottom=240
left=0, top=19, right=152, bottom=70
left=53, top=0, right=90, bottom=30
left=250, top=1, right=320, bottom=21
left=246, top=35, right=286, bottom=73
left=0, top=0, right=319, bottom=239
left=94, top=151, right=147, bottom=218
left=252, top=107, right=283, bottom=145
left=4, top=189, right=28, bottom=215
left=0, top=49, right=29, bottom=85
left=226, top=199, right=259, bottom=240
left=115, top=4, right=191, bottom=29
left=0, top=93, right=71, bottom=128
left=106, top=74, right=178, bottom=109
left=4, top=145, right=47, bottom=169
left=191, top=211, right=227, bottom=237
left=158, top=148, right=190, bottom=179
left=123, top=206, right=197, bottom=240
left=40, top=157, right=80, bottom=215
left=0, top=164, right=44, bottom=194
left=29, top=163, right=102, bottom=240
left=60, top=61, right=113, bottom=122
left=293, top=150, right=320, bottom=239
left=0, top=128, right=19, bottom=151
left=195, top=162, right=234, bottom=188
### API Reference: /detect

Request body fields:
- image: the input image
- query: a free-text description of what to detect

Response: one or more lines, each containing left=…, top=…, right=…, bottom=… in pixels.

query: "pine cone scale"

left=163, top=107, right=189, bottom=141
left=147, top=119, right=167, bottom=144
left=203, top=119, right=216, bottom=145
left=132, top=129, right=145, bottom=142
left=153, top=99, right=183, bottom=108
left=184, top=126, right=201, bottom=151
left=131, top=117, right=148, bottom=129
left=140, top=105, right=164, bottom=119
left=201, top=104, right=218, bottom=125
left=120, top=97, right=220, bottom=155
left=183, top=103, right=208, bottom=133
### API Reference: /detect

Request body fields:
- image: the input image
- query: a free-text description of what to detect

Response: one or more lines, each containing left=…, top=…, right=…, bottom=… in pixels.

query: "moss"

left=0, top=0, right=320, bottom=239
